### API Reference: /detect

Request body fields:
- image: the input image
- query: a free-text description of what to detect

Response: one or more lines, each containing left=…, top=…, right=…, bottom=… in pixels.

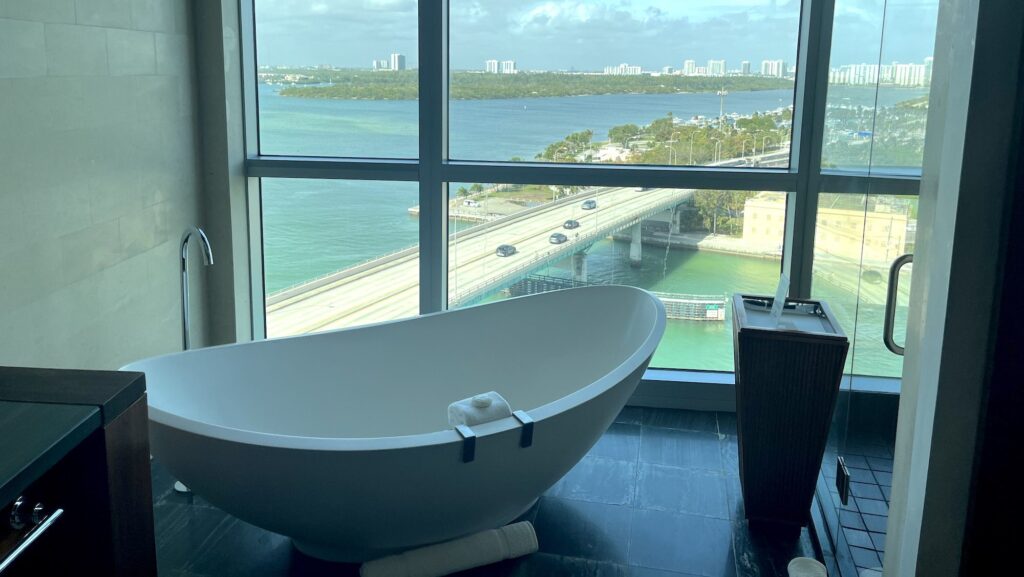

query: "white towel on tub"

left=447, top=391, right=512, bottom=427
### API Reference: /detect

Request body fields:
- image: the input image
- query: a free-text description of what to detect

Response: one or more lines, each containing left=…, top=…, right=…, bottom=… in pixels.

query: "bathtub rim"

left=132, top=285, right=666, bottom=452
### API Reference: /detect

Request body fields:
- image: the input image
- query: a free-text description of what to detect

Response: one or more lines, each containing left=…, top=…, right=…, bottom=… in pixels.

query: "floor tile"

left=154, top=501, right=231, bottom=575
left=872, top=471, right=892, bottom=487
left=847, top=467, right=875, bottom=484
left=186, top=518, right=305, bottom=577
left=841, top=455, right=870, bottom=470
left=547, top=456, right=638, bottom=506
left=636, top=464, right=729, bottom=519
left=720, top=438, right=739, bottom=475
left=517, top=554, right=705, bottom=577
left=869, top=532, right=886, bottom=553
left=849, top=482, right=884, bottom=501
left=838, top=510, right=865, bottom=531
left=866, top=457, right=893, bottom=473
left=588, top=423, right=642, bottom=462
left=733, top=519, right=816, bottom=577
left=716, top=413, right=737, bottom=437
left=845, top=443, right=892, bottom=459
left=861, top=514, right=888, bottom=534
left=643, top=408, right=719, bottom=433
left=629, top=509, right=733, bottom=576
left=640, top=427, right=723, bottom=471
left=723, top=474, right=744, bottom=522
left=849, top=546, right=880, bottom=569
left=616, top=407, right=645, bottom=426
left=842, top=528, right=873, bottom=550
left=854, top=498, right=888, bottom=517
left=534, top=497, right=633, bottom=564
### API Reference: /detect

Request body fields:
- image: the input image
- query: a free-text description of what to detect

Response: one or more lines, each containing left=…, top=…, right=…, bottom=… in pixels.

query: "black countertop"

left=0, top=401, right=100, bottom=508
left=0, top=366, right=146, bottom=425
left=0, top=367, right=147, bottom=508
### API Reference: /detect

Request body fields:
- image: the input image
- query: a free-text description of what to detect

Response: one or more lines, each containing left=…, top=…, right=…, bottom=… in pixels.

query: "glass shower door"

left=813, top=190, right=916, bottom=576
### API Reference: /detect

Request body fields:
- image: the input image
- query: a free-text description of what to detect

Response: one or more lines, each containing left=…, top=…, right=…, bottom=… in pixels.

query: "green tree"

left=456, top=186, right=469, bottom=197
left=608, top=124, right=641, bottom=147
left=693, top=190, right=756, bottom=236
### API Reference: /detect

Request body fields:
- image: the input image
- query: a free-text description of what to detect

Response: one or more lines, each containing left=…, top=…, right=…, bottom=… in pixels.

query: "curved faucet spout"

left=181, top=226, right=214, bottom=266
left=181, top=226, right=214, bottom=350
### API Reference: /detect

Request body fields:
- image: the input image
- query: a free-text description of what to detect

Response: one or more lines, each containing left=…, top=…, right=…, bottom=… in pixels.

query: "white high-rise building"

left=485, top=59, right=499, bottom=73
left=707, top=59, right=726, bottom=76
left=683, top=59, right=696, bottom=76
left=893, top=62, right=926, bottom=86
left=741, top=61, right=751, bottom=75
left=662, top=66, right=675, bottom=75
left=500, top=60, right=517, bottom=74
left=604, top=63, right=643, bottom=75
left=760, top=59, right=785, bottom=78
left=390, top=53, right=406, bottom=71
left=372, top=59, right=389, bottom=71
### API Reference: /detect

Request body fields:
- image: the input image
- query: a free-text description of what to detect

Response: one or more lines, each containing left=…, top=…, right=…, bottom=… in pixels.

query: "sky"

left=254, top=0, right=939, bottom=71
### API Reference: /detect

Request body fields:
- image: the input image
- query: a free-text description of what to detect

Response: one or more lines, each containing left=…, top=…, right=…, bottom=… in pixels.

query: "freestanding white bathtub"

left=124, top=286, right=665, bottom=562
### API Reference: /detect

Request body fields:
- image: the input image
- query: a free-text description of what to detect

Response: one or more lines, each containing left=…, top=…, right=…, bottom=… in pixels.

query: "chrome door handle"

left=883, top=254, right=914, bottom=356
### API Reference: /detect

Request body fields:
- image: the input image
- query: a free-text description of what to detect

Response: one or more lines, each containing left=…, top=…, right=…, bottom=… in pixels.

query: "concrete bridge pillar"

left=572, top=251, right=588, bottom=283
left=629, top=222, right=643, bottom=268
left=671, top=207, right=683, bottom=234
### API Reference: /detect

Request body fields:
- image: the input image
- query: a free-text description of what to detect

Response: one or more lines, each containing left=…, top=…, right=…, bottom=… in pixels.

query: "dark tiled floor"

left=153, top=408, right=818, bottom=577
left=824, top=434, right=894, bottom=574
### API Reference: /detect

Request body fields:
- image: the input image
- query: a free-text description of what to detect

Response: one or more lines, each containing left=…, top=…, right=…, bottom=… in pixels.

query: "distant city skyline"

left=254, top=0, right=939, bottom=70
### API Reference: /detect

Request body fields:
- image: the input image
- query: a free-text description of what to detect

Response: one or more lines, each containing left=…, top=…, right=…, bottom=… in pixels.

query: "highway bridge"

left=266, top=149, right=791, bottom=337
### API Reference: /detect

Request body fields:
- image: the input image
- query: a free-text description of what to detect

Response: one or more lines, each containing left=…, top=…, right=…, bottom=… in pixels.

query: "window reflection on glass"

left=447, top=183, right=788, bottom=370
left=253, top=0, right=419, bottom=157
left=811, top=193, right=917, bottom=378
left=261, top=179, right=420, bottom=338
left=822, top=0, right=940, bottom=175
left=449, top=1, right=800, bottom=167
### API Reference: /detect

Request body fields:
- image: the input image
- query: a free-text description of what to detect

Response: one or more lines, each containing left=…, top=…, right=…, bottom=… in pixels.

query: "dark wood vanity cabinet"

left=0, top=367, right=157, bottom=576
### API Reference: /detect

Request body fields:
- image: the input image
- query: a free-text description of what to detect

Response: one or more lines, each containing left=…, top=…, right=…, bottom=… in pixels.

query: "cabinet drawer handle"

left=0, top=506, right=64, bottom=573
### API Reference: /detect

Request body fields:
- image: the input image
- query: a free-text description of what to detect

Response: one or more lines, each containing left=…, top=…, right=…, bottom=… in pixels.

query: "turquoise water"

left=259, top=85, right=910, bottom=376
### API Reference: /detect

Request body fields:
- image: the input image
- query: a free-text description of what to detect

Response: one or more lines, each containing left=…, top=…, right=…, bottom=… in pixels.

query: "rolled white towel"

left=360, top=521, right=538, bottom=577
left=447, top=391, right=512, bottom=427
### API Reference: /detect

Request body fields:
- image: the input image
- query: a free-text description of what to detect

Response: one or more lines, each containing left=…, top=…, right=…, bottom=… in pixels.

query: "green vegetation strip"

left=268, top=70, right=793, bottom=100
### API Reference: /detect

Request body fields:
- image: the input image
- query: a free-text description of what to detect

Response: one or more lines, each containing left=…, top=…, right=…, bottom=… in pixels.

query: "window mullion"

left=788, top=0, right=836, bottom=298
left=418, top=0, right=450, bottom=314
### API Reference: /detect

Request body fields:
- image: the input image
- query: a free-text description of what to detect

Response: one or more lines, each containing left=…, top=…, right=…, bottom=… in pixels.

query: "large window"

left=822, top=0, right=939, bottom=174
left=246, top=0, right=939, bottom=380
left=449, top=1, right=800, bottom=167
left=253, top=0, right=418, bottom=157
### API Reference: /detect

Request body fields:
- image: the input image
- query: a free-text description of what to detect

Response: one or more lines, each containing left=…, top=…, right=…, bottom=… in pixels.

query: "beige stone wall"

left=743, top=193, right=910, bottom=265
left=0, top=0, right=205, bottom=369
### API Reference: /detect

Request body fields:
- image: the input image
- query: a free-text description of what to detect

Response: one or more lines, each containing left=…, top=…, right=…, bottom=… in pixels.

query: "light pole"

left=711, top=138, right=723, bottom=163
left=688, top=132, right=697, bottom=165
left=761, top=136, right=773, bottom=155
left=717, top=87, right=729, bottom=130
left=668, top=131, right=683, bottom=165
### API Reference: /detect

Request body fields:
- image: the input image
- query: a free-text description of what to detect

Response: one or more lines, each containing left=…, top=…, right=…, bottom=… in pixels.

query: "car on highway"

left=563, top=219, right=580, bottom=229
left=495, top=244, right=517, bottom=257
left=549, top=233, right=568, bottom=245
left=581, top=199, right=598, bottom=210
